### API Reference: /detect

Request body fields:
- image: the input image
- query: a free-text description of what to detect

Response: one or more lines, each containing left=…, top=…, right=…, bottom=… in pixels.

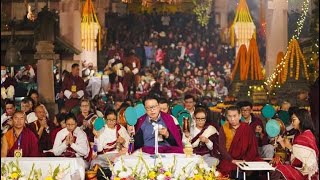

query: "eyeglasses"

left=195, top=117, right=206, bottom=122
left=145, top=105, right=159, bottom=111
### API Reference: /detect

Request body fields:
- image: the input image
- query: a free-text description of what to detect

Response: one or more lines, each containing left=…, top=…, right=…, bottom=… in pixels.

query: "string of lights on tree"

left=265, top=0, right=311, bottom=87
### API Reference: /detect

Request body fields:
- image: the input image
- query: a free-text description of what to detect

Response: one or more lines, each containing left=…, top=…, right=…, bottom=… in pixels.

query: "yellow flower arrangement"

left=148, top=171, right=157, bottom=179
left=10, top=172, right=18, bottom=179
left=44, top=176, right=54, bottom=180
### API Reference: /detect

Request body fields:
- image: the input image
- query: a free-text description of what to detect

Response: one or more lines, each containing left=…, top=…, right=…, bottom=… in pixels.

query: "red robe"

left=28, top=120, right=54, bottom=156
left=61, top=74, right=86, bottom=111
left=6, top=127, right=39, bottom=157
left=218, top=122, right=261, bottom=176
left=276, top=130, right=319, bottom=180
left=191, top=125, right=220, bottom=158
left=133, top=112, right=183, bottom=154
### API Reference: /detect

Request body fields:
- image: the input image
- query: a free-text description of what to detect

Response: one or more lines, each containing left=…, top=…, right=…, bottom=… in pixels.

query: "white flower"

left=198, top=163, right=204, bottom=169
left=12, top=167, right=17, bottom=172
left=1, top=176, right=6, bottom=180
left=56, top=172, right=65, bottom=180
left=193, top=169, right=198, bottom=174
left=214, top=170, right=221, bottom=177
left=19, top=178, right=27, bottom=180
left=118, top=171, right=128, bottom=178
left=204, top=167, right=211, bottom=172
left=156, top=174, right=165, bottom=180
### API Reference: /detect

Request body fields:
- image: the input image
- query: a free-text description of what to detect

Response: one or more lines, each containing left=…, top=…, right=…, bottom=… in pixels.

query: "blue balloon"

left=278, top=110, right=290, bottom=125
left=94, top=117, right=105, bottom=131
left=125, top=107, right=138, bottom=126
left=177, top=110, right=192, bottom=127
left=266, top=119, right=280, bottom=137
left=135, top=104, right=146, bottom=119
left=261, top=104, right=276, bottom=118
left=220, top=119, right=226, bottom=126
left=172, top=105, right=184, bottom=118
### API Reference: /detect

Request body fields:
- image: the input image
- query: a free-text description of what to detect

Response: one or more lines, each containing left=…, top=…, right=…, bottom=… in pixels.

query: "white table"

left=235, top=161, right=275, bottom=180
left=1, top=157, right=88, bottom=180
left=113, top=152, right=205, bottom=178
left=86, top=76, right=109, bottom=98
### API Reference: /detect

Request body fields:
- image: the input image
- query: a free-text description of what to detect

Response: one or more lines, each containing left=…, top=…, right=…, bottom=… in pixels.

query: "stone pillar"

left=34, top=41, right=59, bottom=119
left=266, top=0, right=288, bottom=77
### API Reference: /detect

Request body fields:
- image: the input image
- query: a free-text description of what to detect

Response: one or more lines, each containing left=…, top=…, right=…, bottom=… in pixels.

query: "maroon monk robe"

left=276, top=130, right=319, bottom=180
left=218, top=122, right=261, bottom=176
left=61, top=74, right=86, bottom=112
left=50, top=127, right=62, bottom=145
left=248, top=115, right=269, bottom=147
left=76, top=113, right=95, bottom=143
left=134, top=112, right=183, bottom=154
left=191, top=125, right=220, bottom=158
left=7, top=127, right=39, bottom=157
left=28, top=120, right=55, bottom=156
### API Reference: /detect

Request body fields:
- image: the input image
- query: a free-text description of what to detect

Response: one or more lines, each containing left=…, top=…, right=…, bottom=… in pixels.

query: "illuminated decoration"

left=122, top=0, right=133, bottom=3
left=24, top=0, right=36, bottom=21
left=231, top=37, right=264, bottom=81
left=81, top=0, right=102, bottom=67
left=141, top=0, right=178, bottom=8
left=230, top=0, right=256, bottom=56
left=265, top=0, right=310, bottom=87
left=275, top=52, right=285, bottom=84
left=266, top=38, right=310, bottom=88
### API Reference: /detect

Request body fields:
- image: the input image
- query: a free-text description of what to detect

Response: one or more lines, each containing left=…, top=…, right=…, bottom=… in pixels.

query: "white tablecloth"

left=86, top=76, right=109, bottom=98
left=1, top=157, right=87, bottom=180
left=113, top=152, right=205, bottom=177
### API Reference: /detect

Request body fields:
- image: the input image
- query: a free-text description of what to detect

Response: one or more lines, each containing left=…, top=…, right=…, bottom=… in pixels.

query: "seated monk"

left=28, top=105, right=55, bottom=156
left=218, top=106, right=260, bottom=177
left=76, top=99, right=96, bottom=143
left=133, top=94, right=183, bottom=154
left=52, top=114, right=90, bottom=158
left=182, top=107, right=220, bottom=167
left=90, top=109, right=130, bottom=177
left=1, top=111, right=39, bottom=157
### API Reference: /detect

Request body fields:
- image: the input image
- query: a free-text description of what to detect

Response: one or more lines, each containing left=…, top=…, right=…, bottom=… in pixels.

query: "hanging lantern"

left=81, top=0, right=101, bottom=52
left=230, top=0, right=256, bottom=56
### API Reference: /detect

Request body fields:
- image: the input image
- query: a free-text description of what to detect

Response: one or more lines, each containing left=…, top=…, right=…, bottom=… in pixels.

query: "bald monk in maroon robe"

left=28, top=105, right=55, bottom=156
left=218, top=106, right=260, bottom=177
left=1, top=111, right=39, bottom=157
left=62, top=63, right=86, bottom=112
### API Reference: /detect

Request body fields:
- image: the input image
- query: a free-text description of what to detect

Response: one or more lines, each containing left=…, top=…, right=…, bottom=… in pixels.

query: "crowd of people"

left=0, top=11, right=318, bottom=180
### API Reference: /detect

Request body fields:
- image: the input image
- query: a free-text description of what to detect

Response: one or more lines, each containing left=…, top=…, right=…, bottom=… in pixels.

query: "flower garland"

left=192, top=0, right=213, bottom=27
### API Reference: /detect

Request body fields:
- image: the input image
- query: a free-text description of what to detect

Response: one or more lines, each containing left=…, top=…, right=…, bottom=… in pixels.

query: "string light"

left=265, top=0, right=310, bottom=87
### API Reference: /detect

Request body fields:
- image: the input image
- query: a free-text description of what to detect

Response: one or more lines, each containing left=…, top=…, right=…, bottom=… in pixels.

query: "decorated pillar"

left=230, top=0, right=256, bottom=57
left=80, top=0, right=102, bottom=68
left=266, top=0, right=288, bottom=77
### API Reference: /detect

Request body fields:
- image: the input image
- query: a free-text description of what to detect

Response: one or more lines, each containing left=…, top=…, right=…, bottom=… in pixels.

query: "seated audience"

left=76, top=99, right=97, bottom=143
left=237, top=101, right=274, bottom=158
left=90, top=109, right=130, bottom=171
left=272, top=108, right=319, bottom=179
left=28, top=105, right=55, bottom=156
left=218, top=106, right=260, bottom=177
left=1, top=111, right=39, bottom=157
left=52, top=114, right=90, bottom=158
left=182, top=107, right=220, bottom=167
left=133, top=94, right=183, bottom=154
left=1, top=99, right=16, bottom=134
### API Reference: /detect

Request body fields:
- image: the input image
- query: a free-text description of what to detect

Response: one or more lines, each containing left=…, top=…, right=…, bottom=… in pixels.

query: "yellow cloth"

left=4, top=129, right=16, bottom=151
left=223, top=122, right=235, bottom=152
